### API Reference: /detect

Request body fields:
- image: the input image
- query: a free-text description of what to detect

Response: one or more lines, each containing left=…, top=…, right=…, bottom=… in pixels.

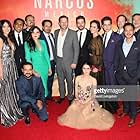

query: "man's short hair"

left=76, top=15, right=86, bottom=23
left=25, top=14, right=35, bottom=21
left=123, top=22, right=135, bottom=30
left=116, top=14, right=128, bottom=23
left=42, top=19, right=52, bottom=27
left=132, top=13, right=140, bottom=20
left=58, top=15, right=68, bottom=22
left=22, top=62, right=33, bottom=69
left=101, top=16, right=112, bottom=25
left=13, top=18, right=25, bottom=25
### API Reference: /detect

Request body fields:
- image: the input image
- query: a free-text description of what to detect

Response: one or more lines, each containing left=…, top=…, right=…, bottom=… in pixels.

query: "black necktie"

left=18, top=33, right=22, bottom=46
left=48, top=35, right=55, bottom=57
left=79, top=32, right=82, bottom=48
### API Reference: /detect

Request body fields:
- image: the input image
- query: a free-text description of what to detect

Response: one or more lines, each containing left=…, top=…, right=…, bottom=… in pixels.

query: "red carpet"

left=0, top=99, right=140, bottom=140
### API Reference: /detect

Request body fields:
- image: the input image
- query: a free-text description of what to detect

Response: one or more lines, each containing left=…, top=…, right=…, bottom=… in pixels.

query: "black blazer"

left=77, top=29, right=92, bottom=65
left=40, top=32, right=56, bottom=62
left=11, top=31, right=26, bottom=72
left=134, top=29, right=140, bottom=41
left=114, top=39, right=140, bottom=80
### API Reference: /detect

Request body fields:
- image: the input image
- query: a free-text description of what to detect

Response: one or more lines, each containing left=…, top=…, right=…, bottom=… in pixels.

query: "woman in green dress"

left=24, top=26, right=52, bottom=97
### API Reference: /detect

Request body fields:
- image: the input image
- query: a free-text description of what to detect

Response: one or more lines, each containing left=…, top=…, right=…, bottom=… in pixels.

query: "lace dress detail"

left=58, top=83, right=115, bottom=130
left=77, top=84, right=92, bottom=101
left=0, top=43, right=23, bottom=127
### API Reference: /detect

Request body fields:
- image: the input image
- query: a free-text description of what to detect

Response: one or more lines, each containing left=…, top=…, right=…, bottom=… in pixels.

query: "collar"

left=124, top=35, right=136, bottom=44
left=77, top=28, right=87, bottom=33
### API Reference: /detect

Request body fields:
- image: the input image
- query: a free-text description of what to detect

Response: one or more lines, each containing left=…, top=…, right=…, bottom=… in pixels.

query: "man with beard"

left=16, top=62, right=48, bottom=125
left=75, top=15, right=92, bottom=76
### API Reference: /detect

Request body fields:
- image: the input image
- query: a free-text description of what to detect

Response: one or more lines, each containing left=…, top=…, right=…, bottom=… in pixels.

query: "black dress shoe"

left=25, top=117, right=30, bottom=125
left=55, top=98, right=64, bottom=104
left=43, top=118, right=48, bottom=122
left=68, top=100, right=73, bottom=105
left=47, top=97, right=55, bottom=101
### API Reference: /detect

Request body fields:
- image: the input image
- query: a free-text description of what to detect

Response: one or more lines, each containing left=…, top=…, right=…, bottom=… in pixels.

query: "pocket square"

left=111, top=39, right=115, bottom=43
left=134, top=47, right=138, bottom=50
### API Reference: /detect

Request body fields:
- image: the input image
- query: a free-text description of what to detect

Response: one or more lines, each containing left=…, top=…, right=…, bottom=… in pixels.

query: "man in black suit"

left=132, top=13, right=140, bottom=40
left=75, top=15, right=92, bottom=76
left=11, top=18, right=26, bottom=76
left=23, top=14, right=35, bottom=41
left=40, top=19, right=56, bottom=100
left=132, top=14, right=140, bottom=113
left=114, top=23, right=140, bottom=127
left=16, top=62, right=48, bottom=125
left=116, top=14, right=127, bottom=38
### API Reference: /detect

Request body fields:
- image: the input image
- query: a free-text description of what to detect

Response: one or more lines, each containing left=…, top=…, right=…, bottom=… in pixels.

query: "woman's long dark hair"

left=0, top=19, right=13, bottom=45
left=26, top=26, right=41, bottom=52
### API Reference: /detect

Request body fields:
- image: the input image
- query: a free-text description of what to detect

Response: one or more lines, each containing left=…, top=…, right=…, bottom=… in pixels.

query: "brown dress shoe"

left=128, top=119, right=135, bottom=127
left=118, top=112, right=127, bottom=118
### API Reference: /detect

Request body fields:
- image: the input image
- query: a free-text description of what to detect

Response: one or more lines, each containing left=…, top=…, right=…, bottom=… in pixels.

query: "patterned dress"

left=0, top=43, right=23, bottom=127
left=58, top=82, right=115, bottom=130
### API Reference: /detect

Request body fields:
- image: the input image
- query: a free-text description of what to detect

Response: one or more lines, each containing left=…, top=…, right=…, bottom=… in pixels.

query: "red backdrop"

left=0, top=0, right=132, bottom=29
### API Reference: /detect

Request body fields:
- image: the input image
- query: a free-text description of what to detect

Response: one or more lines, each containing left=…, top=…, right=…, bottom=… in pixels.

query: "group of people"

left=0, top=13, right=140, bottom=130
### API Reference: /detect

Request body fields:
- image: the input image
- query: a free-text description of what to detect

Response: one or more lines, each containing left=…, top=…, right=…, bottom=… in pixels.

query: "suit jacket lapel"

left=126, top=41, right=136, bottom=58
left=63, top=29, right=70, bottom=46
left=120, top=40, right=137, bottom=58
left=120, top=40, right=126, bottom=59
left=106, top=32, right=114, bottom=48
left=32, top=77, right=36, bottom=94
left=12, top=32, right=19, bottom=47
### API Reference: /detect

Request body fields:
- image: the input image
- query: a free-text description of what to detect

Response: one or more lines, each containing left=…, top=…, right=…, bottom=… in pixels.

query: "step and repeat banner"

left=0, top=0, right=139, bottom=29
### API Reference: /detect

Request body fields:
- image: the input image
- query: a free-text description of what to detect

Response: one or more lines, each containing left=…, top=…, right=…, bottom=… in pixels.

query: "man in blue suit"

left=101, top=16, right=123, bottom=113
left=16, top=62, right=48, bottom=125
left=40, top=19, right=56, bottom=101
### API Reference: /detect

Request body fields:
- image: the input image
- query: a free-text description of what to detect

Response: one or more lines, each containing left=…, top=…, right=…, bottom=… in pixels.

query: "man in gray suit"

left=54, top=15, right=79, bottom=104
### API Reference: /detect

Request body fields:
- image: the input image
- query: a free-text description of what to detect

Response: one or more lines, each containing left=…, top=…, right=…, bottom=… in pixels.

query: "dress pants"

left=56, top=57, right=74, bottom=101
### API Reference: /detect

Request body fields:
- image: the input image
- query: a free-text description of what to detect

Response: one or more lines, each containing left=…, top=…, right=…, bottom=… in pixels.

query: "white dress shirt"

left=57, top=28, right=68, bottom=57
left=122, top=36, right=136, bottom=57
left=77, top=28, right=87, bottom=48
left=43, top=31, right=54, bottom=61
left=103, top=30, right=113, bottom=48
left=117, top=28, right=124, bottom=34
left=14, top=31, right=23, bottom=45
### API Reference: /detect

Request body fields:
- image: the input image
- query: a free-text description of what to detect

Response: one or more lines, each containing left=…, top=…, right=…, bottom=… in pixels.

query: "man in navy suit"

left=101, top=16, right=123, bottom=113
left=114, top=23, right=140, bottom=127
left=40, top=19, right=56, bottom=100
left=16, top=62, right=48, bottom=125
